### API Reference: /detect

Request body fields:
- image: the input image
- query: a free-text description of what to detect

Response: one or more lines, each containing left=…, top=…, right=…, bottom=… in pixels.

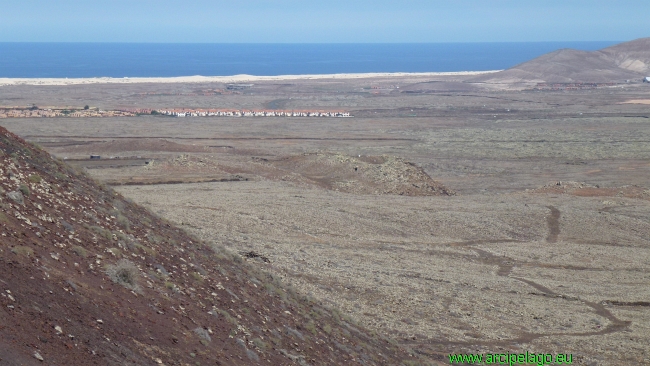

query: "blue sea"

left=0, top=42, right=618, bottom=78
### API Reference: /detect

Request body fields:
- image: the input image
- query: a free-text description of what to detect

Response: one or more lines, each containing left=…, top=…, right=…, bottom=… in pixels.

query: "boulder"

left=6, top=191, right=24, bottom=205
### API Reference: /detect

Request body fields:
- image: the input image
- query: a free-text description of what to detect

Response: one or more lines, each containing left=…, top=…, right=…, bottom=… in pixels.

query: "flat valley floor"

left=2, top=75, right=650, bottom=364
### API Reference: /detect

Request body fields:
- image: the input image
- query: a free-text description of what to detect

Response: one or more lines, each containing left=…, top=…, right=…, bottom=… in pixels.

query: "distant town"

left=0, top=106, right=139, bottom=118
left=157, top=108, right=351, bottom=117
left=0, top=106, right=351, bottom=118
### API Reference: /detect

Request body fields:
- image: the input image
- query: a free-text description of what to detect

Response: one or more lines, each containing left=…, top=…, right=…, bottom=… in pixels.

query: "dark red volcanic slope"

left=0, top=126, right=416, bottom=365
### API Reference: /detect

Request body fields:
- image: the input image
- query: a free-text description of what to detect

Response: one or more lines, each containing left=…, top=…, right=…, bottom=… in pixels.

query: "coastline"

left=0, top=71, right=500, bottom=86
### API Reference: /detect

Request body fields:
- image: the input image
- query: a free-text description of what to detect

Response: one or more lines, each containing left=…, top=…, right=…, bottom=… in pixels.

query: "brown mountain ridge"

left=469, top=37, right=650, bottom=84
left=0, top=126, right=416, bottom=365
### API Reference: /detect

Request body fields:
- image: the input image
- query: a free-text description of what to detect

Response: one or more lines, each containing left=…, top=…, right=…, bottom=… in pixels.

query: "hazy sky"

left=1, top=0, right=648, bottom=43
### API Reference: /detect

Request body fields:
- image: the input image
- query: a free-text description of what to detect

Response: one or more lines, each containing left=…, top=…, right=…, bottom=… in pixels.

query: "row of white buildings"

left=156, top=109, right=351, bottom=118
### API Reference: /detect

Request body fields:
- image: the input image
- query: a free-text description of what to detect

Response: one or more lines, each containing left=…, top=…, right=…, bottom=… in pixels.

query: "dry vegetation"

left=2, top=72, right=650, bottom=365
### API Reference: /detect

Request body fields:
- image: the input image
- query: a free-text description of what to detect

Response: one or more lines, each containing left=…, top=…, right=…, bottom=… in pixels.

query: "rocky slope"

left=261, top=153, right=455, bottom=197
left=469, top=37, right=650, bottom=84
left=0, top=126, right=416, bottom=365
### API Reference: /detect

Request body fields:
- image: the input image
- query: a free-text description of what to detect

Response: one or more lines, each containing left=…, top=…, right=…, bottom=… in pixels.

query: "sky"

left=1, top=0, right=648, bottom=43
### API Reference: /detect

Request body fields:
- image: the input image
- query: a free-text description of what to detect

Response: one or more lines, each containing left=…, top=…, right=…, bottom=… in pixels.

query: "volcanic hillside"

left=262, top=153, right=454, bottom=196
left=0, top=126, right=415, bottom=365
left=469, top=37, right=650, bottom=84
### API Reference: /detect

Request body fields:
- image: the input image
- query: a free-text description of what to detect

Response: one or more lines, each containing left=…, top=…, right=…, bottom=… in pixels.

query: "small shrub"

left=154, top=264, right=169, bottom=276
left=116, top=215, right=130, bottom=231
left=114, top=231, right=129, bottom=243
left=252, top=337, right=268, bottom=351
left=112, top=199, right=126, bottom=211
left=193, top=327, right=211, bottom=342
left=6, top=191, right=24, bottom=205
left=331, top=308, right=342, bottom=322
left=305, top=320, right=317, bottom=335
left=285, top=326, right=304, bottom=340
left=106, top=247, right=122, bottom=257
left=72, top=245, right=88, bottom=258
left=106, top=259, right=140, bottom=291
left=134, top=243, right=156, bottom=256
left=191, top=272, right=204, bottom=283
left=140, top=216, right=152, bottom=226
left=246, top=349, right=259, bottom=362
left=213, top=308, right=238, bottom=325
left=11, top=246, right=34, bottom=257
left=193, top=262, right=207, bottom=275
left=264, top=282, right=276, bottom=295
left=322, top=324, right=332, bottom=334
left=60, top=220, right=74, bottom=232
left=54, top=172, right=68, bottom=181
left=89, top=226, right=113, bottom=241
left=0, top=212, right=7, bottom=223
left=146, top=232, right=163, bottom=245
left=231, top=253, right=243, bottom=263
left=28, top=174, right=42, bottom=184
left=19, top=184, right=30, bottom=197
left=164, top=281, right=180, bottom=293
left=83, top=211, right=99, bottom=223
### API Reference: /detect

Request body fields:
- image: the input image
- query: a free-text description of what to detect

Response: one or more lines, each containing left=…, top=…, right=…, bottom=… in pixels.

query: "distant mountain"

left=599, top=37, right=650, bottom=74
left=469, top=37, right=650, bottom=84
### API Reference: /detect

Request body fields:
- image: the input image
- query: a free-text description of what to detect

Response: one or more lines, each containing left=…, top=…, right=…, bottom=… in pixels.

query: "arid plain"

left=2, top=73, right=650, bottom=364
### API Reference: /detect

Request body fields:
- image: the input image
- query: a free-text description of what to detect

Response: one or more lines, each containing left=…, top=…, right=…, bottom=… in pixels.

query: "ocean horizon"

left=0, top=42, right=619, bottom=78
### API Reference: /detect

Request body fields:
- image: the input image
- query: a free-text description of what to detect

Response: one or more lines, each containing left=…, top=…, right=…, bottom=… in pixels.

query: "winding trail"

left=413, top=207, right=631, bottom=358
left=470, top=243, right=630, bottom=340
left=482, top=205, right=632, bottom=337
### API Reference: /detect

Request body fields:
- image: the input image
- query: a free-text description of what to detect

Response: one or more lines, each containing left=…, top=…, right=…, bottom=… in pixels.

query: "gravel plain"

left=2, top=76, right=650, bottom=364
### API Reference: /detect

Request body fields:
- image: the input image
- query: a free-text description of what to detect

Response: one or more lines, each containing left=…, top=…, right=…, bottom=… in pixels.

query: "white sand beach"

left=0, top=71, right=500, bottom=86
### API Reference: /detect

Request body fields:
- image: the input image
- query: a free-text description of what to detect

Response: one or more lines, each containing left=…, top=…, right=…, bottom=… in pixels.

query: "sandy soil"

left=0, top=71, right=499, bottom=86
left=620, top=99, right=650, bottom=104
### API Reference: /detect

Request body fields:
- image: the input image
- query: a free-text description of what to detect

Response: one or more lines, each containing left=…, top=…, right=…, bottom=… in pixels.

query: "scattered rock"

left=239, top=250, right=270, bottom=263
left=154, top=264, right=169, bottom=276
left=0, top=125, right=413, bottom=366
left=6, top=191, right=24, bottom=205
left=60, top=220, right=75, bottom=232
left=268, top=153, right=454, bottom=196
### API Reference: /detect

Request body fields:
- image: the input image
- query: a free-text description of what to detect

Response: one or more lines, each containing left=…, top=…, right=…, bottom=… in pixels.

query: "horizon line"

left=0, top=40, right=625, bottom=44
